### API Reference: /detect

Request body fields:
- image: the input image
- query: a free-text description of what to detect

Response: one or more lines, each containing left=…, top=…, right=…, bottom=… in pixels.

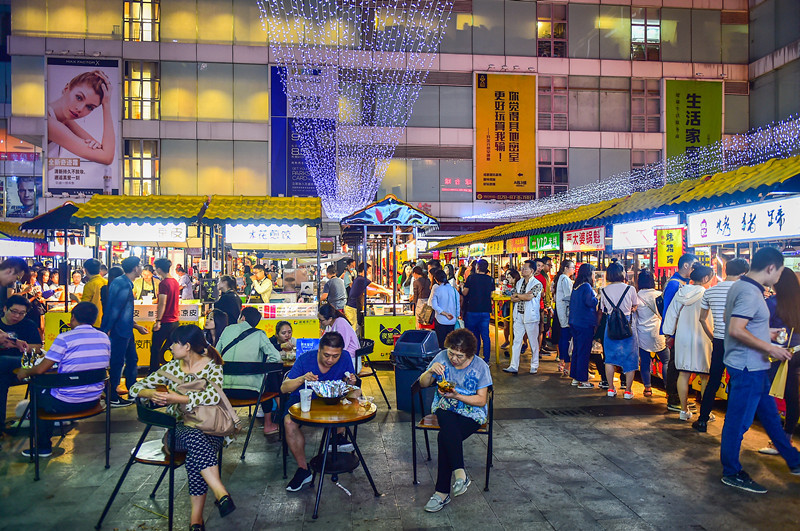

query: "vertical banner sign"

left=475, top=73, right=536, bottom=200
left=46, top=57, right=121, bottom=195
left=665, top=80, right=722, bottom=177
left=656, top=228, right=684, bottom=268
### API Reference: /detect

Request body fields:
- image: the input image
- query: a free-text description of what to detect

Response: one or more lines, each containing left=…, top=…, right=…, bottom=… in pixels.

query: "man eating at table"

left=281, top=331, right=358, bottom=492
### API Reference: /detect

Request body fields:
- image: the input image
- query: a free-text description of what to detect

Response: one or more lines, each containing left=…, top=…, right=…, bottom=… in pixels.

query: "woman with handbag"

left=129, top=325, right=238, bottom=530
left=662, top=265, right=715, bottom=421
left=430, top=269, right=461, bottom=348
left=598, top=262, right=639, bottom=399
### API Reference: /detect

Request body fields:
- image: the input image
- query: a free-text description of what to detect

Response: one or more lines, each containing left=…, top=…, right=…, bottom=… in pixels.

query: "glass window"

left=631, top=7, right=660, bottom=60
left=538, top=76, right=567, bottom=131
left=123, top=139, right=160, bottom=196
left=630, top=149, right=662, bottom=191
left=538, top=148, right=568, bottom=198
left=124, top=61, right=160, bottom=120
left=537, top=3, right=567, bottom=58
left=631, top=78, right=660, bottom=132
left=123, top=0, right=160, bottom=42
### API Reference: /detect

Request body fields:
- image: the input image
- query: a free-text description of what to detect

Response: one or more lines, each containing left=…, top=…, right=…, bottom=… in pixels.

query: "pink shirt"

left=326, top=317, right=360, bottom=364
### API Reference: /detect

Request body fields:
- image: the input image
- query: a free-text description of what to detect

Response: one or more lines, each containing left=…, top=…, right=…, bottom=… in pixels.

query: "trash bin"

left=393, top=330, right=440, bottom=413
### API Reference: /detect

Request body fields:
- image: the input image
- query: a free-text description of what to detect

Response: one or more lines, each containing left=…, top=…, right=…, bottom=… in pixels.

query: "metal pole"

left=64, top=227, right=69, bottom=312
left=316, top=224, right=321, bottom=302
left=362, top=225, right=368, bottom=315
left=392, top=228, right=397, bottom=317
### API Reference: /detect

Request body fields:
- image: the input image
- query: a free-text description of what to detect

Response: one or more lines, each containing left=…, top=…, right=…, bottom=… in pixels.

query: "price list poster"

left=474, top=73, right=536, bottom=201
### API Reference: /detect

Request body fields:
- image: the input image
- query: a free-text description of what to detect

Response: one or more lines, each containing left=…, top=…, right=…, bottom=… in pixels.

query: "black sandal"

left=215, top=494, right=236, bottom=518
left=190, top=523, right=205, bottom=531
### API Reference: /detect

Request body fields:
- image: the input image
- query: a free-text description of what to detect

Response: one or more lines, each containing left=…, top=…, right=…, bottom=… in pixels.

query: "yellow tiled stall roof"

left=595, top=179, right=705, bottom=222
left=670, top=154, right=800, bottom=207
left=430, top=225, right=507, bottom=251
left=496, top=198, right=625, bottom=239
left=0, top=221, right=45, bottom=241
left=73, top=195, right=209, bottom=224
left=203, top=196, right=323, bottom=225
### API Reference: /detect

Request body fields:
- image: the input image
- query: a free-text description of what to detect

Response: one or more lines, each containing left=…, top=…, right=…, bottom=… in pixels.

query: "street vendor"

left=281, top=332, right=358, bottom=492
left=246, top=264, right=273, bottom=304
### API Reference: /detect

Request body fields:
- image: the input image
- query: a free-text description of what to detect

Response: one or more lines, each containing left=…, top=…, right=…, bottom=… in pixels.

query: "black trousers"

left=35, top=390, right=98, bottom=451
left=434, top=321, right=455, bottom=349
left=150, top=321, right=179, bottom=373
left=698, top=338, right=725, bottom=422
left=666, top=344, right=680, bottom=405
left=435, top=409, right=480, bottom=494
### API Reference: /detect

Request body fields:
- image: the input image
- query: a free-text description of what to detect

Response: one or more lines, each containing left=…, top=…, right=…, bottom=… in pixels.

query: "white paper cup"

left=299, top=389, right=313, bottom=412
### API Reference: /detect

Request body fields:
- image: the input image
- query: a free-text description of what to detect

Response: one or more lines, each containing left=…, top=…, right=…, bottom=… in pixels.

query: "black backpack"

left=602, top=286, right=633, bottom=340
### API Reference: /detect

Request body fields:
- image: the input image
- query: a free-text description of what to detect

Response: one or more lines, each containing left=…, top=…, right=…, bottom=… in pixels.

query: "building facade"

left=3, top=0, right=799, bottom=224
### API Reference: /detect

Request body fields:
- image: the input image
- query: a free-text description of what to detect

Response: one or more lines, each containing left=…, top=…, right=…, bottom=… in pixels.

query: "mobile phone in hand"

left=155, top=384, right=168, bottom=393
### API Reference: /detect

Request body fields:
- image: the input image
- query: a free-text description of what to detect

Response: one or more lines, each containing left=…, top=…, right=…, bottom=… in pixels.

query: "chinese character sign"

left=469, top=243, right=486, bottom=256
left=485, top=241, right=504, bottom=256
left=665, top=80, right=722, bottom=175
left=475, top=73, right=536, bottom=201
left=225, top=224, right=308, bottom=246
left=506, top=237, right=528, bottom=255
left=656, top=228, right=684, bottom=268
left=47, top=58, right=121, bottom=194
left=563, top=227, right=605, bottom=252
left=611, top=215, right=681, bottom=250
left=529, top=232, right=561, bottom=253
left=100, top=222, right=188, bottom=243
left=687, top=196, right=800, bottom=246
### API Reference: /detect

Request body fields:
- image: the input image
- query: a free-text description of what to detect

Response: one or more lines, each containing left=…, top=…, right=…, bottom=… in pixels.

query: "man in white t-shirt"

left=693, top=258, right=749, bottom=432
left=505, top=259, right=543, bottom=375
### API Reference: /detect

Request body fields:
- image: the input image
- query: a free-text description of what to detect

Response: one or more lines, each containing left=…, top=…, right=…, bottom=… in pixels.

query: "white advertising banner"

left=563, top=226, right=606, bottom=252
left=687, top=197, right=800, bottom=246
left=612, top=215, right=681, bottom=250
left=225, top=224, right=308, bottom=246
left=100, top=222, right=187, bottom=243
left=46, top=57, right=121, bottom=194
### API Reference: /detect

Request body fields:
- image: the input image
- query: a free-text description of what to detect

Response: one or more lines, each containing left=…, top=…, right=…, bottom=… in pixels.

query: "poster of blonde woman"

left=46, top=58, right=120, bottom=194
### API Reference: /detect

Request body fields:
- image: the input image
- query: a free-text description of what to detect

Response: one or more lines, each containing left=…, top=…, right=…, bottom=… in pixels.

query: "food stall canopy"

left=73, top=195, right=209, bottom=225
left=202, top=196, right=322, bottom=225
left=594, top=179, right=701, bottom=225
left=339, top=195, right=438, bottom=244
left=670, top=154, right=800, bottom=211
left=19, top=202, right=82, bottom=231
left=429, top=224, right=506, bottom=252
left=0, top=221, right=46, bottom=242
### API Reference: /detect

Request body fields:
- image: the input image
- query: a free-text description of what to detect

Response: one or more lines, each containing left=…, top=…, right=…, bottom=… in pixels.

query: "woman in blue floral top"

left=418, top=328, right=492, bottom=512
left=129, top=325, right=236, bottom=531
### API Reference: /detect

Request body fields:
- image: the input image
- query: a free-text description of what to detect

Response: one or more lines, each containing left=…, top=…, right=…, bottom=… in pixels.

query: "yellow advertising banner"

left=656, top=228, right=684, bottom=268
left=364, top=315, right=418, bottom=361
left=475, top=73, right=536, bottom=200
left=486, top=241, right=504, bottom=256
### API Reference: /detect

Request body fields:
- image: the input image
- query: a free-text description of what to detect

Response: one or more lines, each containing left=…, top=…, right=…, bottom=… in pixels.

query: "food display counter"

left=242, top=302, right=321, bottom=340
left=43, top=301, right=204, bottom=367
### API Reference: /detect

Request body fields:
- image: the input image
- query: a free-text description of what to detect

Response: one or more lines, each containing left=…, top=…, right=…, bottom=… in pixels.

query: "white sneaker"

left=679, top=410, right=694, bottom=421
left=708, top=413, right=716, bottom=422
left=758, top=443, right=779, bottom=455
left=571, top=379, right=579, bottom=386
left=607, top=390, right=617, bottom=398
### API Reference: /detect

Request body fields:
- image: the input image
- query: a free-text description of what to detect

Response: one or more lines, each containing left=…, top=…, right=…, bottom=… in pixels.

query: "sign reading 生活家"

left=686, top=196, right=800, bottom=246
left=506, top=237, right=528, bottom=255
left=475, top=73, right=536, bottom=201
left=611, top=215, right=681, bottom=250
left=563, top=227, right=605, bottom=252
left=665, top=80, right=723, bottom=171
left=529, top=232, right=560, bottom=253
left=225, top=224, right=308, bottom=246
left=656, top=228, right=684, bottom=268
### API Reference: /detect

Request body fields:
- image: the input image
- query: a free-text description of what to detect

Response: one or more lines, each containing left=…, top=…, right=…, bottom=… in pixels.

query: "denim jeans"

left=0, top=354, right=22, bottom=428
left=638, top=348, right=669, bottom=388
left=558, top=326, right=572, bottom=362
left=109, top=332, right=138, bottom=401
left=569, top=326, right=594, bottom=382
left=34, top=389, right=98, bottom=451
left=464, top=312, right=491, bottom=362
left=698, top=338, right=726, bottom=423
left=720, top=366, right=800, bottom=477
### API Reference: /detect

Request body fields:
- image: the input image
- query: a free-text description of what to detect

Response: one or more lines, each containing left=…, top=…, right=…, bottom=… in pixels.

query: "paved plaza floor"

left=2, top=347, right=799, bottom=530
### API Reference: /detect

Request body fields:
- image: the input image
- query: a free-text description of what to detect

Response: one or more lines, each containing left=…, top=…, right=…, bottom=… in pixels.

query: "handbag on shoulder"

left=158, top=370, right=241, bottom=437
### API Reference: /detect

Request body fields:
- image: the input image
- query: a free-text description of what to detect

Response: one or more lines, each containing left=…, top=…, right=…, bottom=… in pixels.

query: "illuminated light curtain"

left=472, top=114, right=800, bottom=220
left=257, top=0, right=455, bottom=219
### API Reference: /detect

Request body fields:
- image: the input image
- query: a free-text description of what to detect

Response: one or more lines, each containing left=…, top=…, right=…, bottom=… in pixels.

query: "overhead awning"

left=595, top=179, right=704, bottom=224
left=73, top=195, right=209, bottom=224
left=203, top=196, right=322, bottom=225
left=429, top=225, right=506, bottom=251
left=19, top=202, right=82, bottom=231
left=669, top=154, right=800, bottom=210
left=340, top=195, right=438, bottom=227
left=0, top=221, right=46, bottom=241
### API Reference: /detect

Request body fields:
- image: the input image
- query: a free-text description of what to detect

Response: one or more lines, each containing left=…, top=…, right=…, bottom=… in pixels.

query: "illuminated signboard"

left=612, top=215, right=681, bottom=250
left=563, top=227, right=605, bottom=252
left=225, top=224, right=308, bottom=246
left=100, top=222, right=188, bottom=243
left=0, top=240, right=35, bottom=257
left=687, top=196, right=800, bottom=246
left=529, top=232, right=560, bottom=253
left=48, top=242, right=94, bottom=259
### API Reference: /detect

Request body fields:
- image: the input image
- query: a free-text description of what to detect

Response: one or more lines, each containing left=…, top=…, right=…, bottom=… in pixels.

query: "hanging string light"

left=472, top=114, right=800, bottom=220
left=256, top=0, right=455, bottom=219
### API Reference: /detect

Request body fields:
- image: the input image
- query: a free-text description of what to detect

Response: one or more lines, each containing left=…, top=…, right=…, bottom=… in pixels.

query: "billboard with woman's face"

left=46, top=57, right=120, bottom=194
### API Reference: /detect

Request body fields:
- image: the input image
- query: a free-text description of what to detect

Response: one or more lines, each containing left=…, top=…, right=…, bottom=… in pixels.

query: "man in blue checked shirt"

left=17, top=302, right=111, bottom=458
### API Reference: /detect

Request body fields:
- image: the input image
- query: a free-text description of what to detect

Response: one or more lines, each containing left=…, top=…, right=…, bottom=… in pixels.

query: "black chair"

left=410, top=380, right=494, bottom=491
left=28, top=368, right=111, bottom=481
left=222, top=361, right=283, bottom=460
left=96, top=399, right=186, bottom=531
left=356, top=338, right=391, bottom=409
